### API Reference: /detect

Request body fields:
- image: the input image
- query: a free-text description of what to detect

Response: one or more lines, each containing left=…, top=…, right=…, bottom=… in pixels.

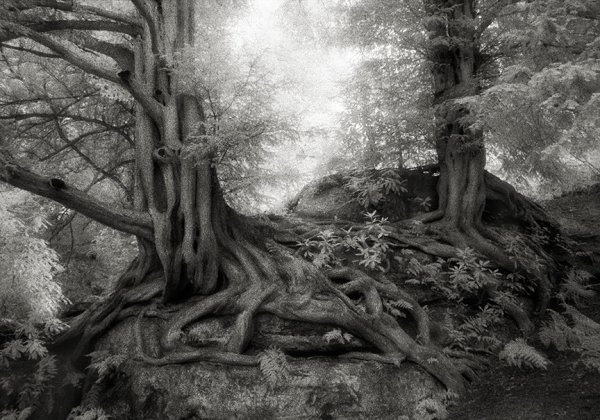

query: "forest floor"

left=448, top=185, right=600, bottom=420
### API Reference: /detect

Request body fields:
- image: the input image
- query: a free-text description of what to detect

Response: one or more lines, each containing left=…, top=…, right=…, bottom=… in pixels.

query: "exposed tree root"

left=54, top=166, right=563, bottom=397
left=53, top=279, right=162, bottom=366
left=73, top=232, right=472, bottom=393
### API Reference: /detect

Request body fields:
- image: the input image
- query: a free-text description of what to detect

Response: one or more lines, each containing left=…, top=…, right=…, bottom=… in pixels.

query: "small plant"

left=86, top=351, right=127, bottom=383
left=383, top=297, right=413, bottom=319
left=67, top=406, right=111, bottom=420
left=499, top=338, right=549, bottom=370
left=297, top=229, right=340, bottom=268
left=299, top=212, right=395, bottom=272
left=258, top=347, right=290, bottom=386
left=345, top=168, right=407, bottom=208
left=412, top=196, right=432, bottom=211
left=539, top=305, right=600, bottom=373
left=557, top=268, right=595, bottom=306
left=444, top=305, right=504, bottom=352
left=342, top=212, right=394, bottom=271
left=323, top=328, right=354, bottom=344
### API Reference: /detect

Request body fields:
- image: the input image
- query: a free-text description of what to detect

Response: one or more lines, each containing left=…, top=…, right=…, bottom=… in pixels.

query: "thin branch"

left=0, top=43, right=59, bottom=58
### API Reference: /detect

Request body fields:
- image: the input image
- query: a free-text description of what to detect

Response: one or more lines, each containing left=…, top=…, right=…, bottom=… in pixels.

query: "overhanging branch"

left=6, top=0, right=141, bottom=27
left=0, top=162, right=154, bottom=241
left=0, top=20, right=164, bottom=126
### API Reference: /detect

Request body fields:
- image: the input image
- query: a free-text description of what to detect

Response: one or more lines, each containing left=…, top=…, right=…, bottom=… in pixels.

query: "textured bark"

left=420, top=1, right=525, bottom=269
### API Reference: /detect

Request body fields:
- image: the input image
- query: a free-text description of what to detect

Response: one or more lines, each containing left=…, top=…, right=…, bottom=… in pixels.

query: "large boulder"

left=92, top=317, right=446, bottom=419
left=290, top=167, right=439, bottom=222
left=289, top=166, right=558, bottom=233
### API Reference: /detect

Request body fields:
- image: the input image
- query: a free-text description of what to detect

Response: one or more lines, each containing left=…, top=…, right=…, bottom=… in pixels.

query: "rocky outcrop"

left=290, top=167, right=439, bottom=222
left=93, top=317, right=445, bottom=419
left=289, top=166, right=558, bottom=232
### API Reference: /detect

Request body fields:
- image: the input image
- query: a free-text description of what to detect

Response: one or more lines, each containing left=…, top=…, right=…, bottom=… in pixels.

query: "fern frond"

left=499, top=339, right=549, bottom=370
left=258, top=347, right=290, bottom=387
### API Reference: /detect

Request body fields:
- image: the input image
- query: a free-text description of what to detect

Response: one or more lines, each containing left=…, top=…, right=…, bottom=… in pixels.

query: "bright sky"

left=230, top=0, right=359, bottom=210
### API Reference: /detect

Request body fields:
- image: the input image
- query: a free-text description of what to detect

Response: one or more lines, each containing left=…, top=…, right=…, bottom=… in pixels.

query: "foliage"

left=0, top=189, right=67, bottom=323
left=86, top=351, right=127, bottom=384
left=341, top=212, right=394, bottom=271
left=334, top=0, right=435, bottom=170
left=298, top=229, right=340, bottom=269
left=556, top=268, right=596, bottom=306
left=0, top=317, right=65, bottom=416
left=499, top=338, right=550, bottom=370
left=445, top=305, right=504, bottom=353
left=323, top=328, right=354, bottom=344
left=257, top=346, right=290, bottom=387
left=345, top=169, right=407, bottom=208
left=298, top=211, right=395, bottom=271
left=401, top=247, right=500, bottom=302
left=67, top=407, right=111, bottom=420
left=88, top=225, right=137, bottom=289
left=539, top=305, right=600, bottom=373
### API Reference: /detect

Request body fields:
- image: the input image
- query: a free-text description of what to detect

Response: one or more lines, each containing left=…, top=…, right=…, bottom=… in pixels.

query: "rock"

left=93, top=317, right=445, bottom=419
left=291, top=167, right=439, bottom=222
left=290, top=166, right=556, bottom=232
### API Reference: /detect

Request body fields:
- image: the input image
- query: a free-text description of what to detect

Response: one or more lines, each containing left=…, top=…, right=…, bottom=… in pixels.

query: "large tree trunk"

left=418, top=0, right=556, bottom=312
left=125, top=0, right=225, bottom=301
left=420, top=0, right=512, bottom=269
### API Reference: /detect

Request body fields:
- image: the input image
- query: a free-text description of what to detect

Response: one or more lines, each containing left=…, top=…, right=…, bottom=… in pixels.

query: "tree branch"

left=0, top=20, right=164, bottom=126
left=6, top=0, right=140, bottom=27
left=0, top=162, right=153, bottom=241
left=71, top=32, right=134, bottom=71
left=130, top=0, right=160, bottom=55
left=0, top=20, right=140, bottom=43
left=0, top=19, right=121, bottom=84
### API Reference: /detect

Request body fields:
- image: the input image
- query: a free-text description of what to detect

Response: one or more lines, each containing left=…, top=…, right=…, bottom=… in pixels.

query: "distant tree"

left=338, top=0, right=600, bottom=193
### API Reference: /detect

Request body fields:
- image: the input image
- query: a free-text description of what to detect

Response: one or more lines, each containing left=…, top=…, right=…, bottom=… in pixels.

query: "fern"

left=87, top=351, right=127, bottom=383
left=0, top=408, right=33, bottom=420
left=67, top=406, right=111, bottom=420
left=323, top=329, right=353, bottom=344
left=540, top=306, right=600, bottom=373
left=17, top=355, right=57, bottom=411
left=499, top=339, right=549, bottom=370
left=557, top=269, right=595, bottom=305
left=414, top=396, right=449, bottom=420
left=258, top=347, right=290, bottom=386
left=383, top=298, right=413, bottom=319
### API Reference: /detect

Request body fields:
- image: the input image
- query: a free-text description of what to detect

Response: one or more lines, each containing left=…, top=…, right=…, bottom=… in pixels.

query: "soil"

left=448, top=187, right=600, bottom=420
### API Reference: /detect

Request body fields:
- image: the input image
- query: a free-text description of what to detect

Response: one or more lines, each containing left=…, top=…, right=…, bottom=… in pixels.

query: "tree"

left=338, top=0, right=600, bottom=194
left=0, top=0, right=475, bottom=401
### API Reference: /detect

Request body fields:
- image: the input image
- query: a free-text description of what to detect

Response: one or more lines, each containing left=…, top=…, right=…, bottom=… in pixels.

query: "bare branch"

left=0, top=20, right=140, bottom=43
left=0, top=19, right=122, bottom=84
left=0, top=42, right=59, bottom=58
left=72, top=32, right=134, bottom=71
left=6, top=0, right=140, bottom=27
left=0, top=20, right=164, bottom=126
left=0, top=162, right=153, bottom=240
left=130, top=0, right=159, bottom=54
